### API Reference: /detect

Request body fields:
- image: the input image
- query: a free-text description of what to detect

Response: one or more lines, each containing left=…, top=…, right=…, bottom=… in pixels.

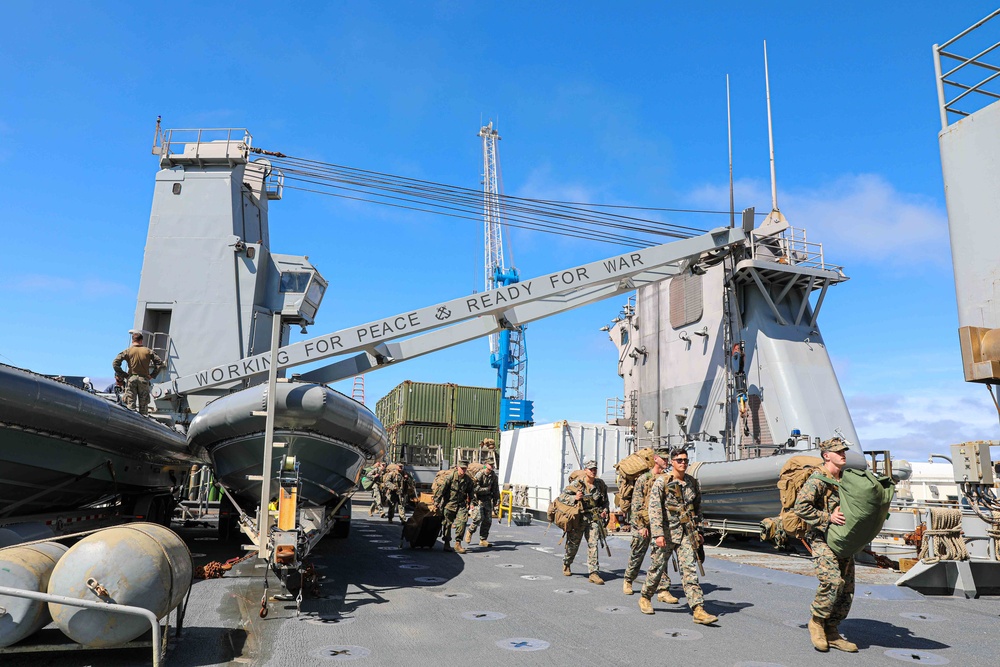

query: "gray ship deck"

left=6, top=505, right=997, bottom=666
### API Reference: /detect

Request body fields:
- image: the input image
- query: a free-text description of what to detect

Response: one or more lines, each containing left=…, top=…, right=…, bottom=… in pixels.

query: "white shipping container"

left=499, top=421, right=631, bottom=513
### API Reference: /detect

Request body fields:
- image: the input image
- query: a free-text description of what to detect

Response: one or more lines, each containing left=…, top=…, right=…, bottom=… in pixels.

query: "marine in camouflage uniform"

left=382, top=467, right=404, bottom=522
left=793, top=437, right=858, bottom=653
left=112, top=332, right=164, bottom=415
left=624, top=448, right=672, bottom=597
left=559, top=460, right=609, bottom=584
left=435, top=461, right=474, bottom=553
left=640, top=448, right=717, bottom=625
left=467, top=461, right=500, bottom=546
left=367, top=462, right=386, bottom=516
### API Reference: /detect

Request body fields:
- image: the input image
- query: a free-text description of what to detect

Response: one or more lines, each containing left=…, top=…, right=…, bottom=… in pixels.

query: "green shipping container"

left=451, top=426, right=499, bottom=452
left=452, top=385, right=501, bottom=428
left=384, top=381, right=455, bottom=426
left=388, top=424, right=453, bottom=464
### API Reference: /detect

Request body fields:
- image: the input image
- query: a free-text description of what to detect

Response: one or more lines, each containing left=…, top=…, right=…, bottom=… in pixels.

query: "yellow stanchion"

left=498, top=489, right=514, bottom=526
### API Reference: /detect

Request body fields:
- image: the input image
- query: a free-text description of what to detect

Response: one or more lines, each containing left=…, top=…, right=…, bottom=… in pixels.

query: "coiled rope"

left=918, top=508, right=969, bottom=563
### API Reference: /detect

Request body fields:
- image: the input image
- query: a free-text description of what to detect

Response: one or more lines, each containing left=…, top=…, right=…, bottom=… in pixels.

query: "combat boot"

left=454, top=540, right=467, bottom=554
left=657, top=589, right=679, bottom=604
left=825, top=623, right=859, bottom=653
left=692, top=605, right=718, bottom=625
left=808, top=616, right=829, bottom=652
left=464, top=530, right=472, bottom=543
left=623, top=579, right=634, bottom=595
left=562, top=564, right=572, bottom=576
left=443, top=541, right=454, bottom=552
left=588, top=572, right=605, bottom=585
left=479, top=539, right=491, bottom=547
left=638, top=596, right=654, bottom=615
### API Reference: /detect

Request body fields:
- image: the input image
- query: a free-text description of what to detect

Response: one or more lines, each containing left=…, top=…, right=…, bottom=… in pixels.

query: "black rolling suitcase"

left=401, top=503, right=443, bottom=549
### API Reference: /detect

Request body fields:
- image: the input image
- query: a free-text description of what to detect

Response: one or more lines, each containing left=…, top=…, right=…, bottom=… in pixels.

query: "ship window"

left=620, top=329, right=629, bottom=346
left=669, top=272, right=704, bottom=329
left=306, top=280, right=325, bottom=305
left=280, top=272, right=311, bottom=293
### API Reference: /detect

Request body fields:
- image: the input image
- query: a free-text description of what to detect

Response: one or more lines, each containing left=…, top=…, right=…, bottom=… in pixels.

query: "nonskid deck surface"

left=6, top=511, right=997, bottom=666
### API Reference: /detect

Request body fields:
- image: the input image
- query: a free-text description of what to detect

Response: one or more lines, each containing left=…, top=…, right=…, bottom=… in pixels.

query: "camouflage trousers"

left=384, top=491, right=406, bottom=521
left=808, top=537, right=854, bottom=623
left=441, top=505, right=470, bottom=544
left=369, top=486, right=384, bottom=515
left=125, top=376, right=151, bottom=415
left=468, top=499, right=494, bottom=539
left=624, top=530, right=670, bottom=588
left=563, top=518, right=601, bottom=574
left=641, top=535, right=704, bottom=608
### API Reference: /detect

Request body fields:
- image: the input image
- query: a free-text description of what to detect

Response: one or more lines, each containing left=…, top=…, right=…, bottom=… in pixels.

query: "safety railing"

left=749, top=226, right=842, bottom=274
left=934, top=9, right=1000, bottom=129
left=605, top=397, right=625, bottom=424
left=154, top=127, right=252, bottom=165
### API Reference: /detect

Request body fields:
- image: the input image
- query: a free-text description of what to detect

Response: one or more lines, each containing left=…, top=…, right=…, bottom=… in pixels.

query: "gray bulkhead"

left=132, top=135, right=325, bottom=417
left=613, top=220, right=861, bottom=461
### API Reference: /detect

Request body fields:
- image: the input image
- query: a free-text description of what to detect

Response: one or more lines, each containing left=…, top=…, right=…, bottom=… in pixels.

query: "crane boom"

left=151, top=227, right=746, bottom=401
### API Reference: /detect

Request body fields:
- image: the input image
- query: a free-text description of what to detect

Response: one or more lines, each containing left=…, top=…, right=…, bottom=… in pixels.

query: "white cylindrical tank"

left=0, top=541, right=68, bottom=647
left=47, top=523, right=192, bottom=647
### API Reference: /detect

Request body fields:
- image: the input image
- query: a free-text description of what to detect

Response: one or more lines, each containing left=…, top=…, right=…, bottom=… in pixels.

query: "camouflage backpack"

left=613, top=448, right=655, bottom=514
left=776, top=455, right=828, bottom=539
left=431, top=468, right=455, bottom=497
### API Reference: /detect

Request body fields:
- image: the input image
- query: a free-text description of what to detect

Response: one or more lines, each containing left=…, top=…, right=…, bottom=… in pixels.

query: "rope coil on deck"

left=918, top=508, right=969, bottom=563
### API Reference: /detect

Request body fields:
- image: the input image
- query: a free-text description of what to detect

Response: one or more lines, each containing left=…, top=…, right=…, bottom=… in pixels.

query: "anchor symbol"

left=435, top=306, right=451, bottom=320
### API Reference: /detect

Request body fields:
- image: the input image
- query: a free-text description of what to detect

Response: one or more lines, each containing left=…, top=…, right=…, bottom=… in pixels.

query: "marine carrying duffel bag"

left=825, top=468, right=895, bottom=558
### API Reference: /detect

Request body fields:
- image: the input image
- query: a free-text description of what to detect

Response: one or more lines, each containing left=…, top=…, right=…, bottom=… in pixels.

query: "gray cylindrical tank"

left=0, top=523, right=56, bottom=549
left=0, top=541, right=69, bottom=647
left=47, top=523, right=192, bottom=647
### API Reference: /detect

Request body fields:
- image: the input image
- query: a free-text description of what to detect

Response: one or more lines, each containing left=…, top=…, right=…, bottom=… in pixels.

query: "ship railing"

left=749, top=226, right=843, bottom=274
left=605, top=397, right=626, bottom=425
left=511, top=485, right=552, bottom=514
left=934, top=8, right=1000, bottom=129
left=154, top=127, right=252, bottom=167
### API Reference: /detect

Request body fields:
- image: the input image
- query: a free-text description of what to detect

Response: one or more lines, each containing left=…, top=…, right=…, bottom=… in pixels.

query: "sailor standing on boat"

left=112, top=332, right=164, bottom=415
left=623, top=447, right=674, bottom=599
left=559, top=459, right=609, bottom=584
left=639, top=448, right=718, bottom=625
left=793, top=437, right=858, bottom=653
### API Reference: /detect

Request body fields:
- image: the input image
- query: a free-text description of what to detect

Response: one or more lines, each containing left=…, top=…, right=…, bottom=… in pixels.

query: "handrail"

left=0, top=585, right=164, bottom=667
left=934, top=9, right=1000, bottom=129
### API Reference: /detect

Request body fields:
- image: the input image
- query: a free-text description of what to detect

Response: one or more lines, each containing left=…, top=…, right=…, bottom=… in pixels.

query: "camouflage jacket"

left=435, top=469, right=474, bottom=511
left=557, top=476, right=609, bottom=520
left=473, top=468, right=500, bottom=505
left=648, top=473, right=702, bottom=544
left=113, top=345, right=164, bottom=380
left=630, top=470, right=664, bottom=531
left=792, top=472, right=840, bottom=537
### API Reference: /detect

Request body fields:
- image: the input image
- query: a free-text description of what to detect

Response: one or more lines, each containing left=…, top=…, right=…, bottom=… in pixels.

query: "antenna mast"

left=764, top=40, right=779, bottom=212
left=727, top=74, right=735, bottom=228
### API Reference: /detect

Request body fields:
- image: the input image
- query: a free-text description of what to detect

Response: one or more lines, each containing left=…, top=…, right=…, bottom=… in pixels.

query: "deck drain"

left=312, top=645, right=371, bottom=661
left=476, top=553, right=498, bottom=558
left=414, top=577, right=447, bottom=584
left=496, top=638, right=549, bottom=652
left=303, top=616, right=357, bottom=627
left=900, top=612, right=948, bottom=622
left=461, top=611, right=506, bottom=621
left=884, top=649, right=950, bottom=665
left=399, top=564, right=429, bottom=570
left=368, top=539, right=390, bottom=543
left=387, top=554, right=413, bottom=560
left=598, top=605, right=631, bottom=615
left=553, top=589, right=589, bottom=595
left=434, top=592, right=472, bottom=600
left=495, top=563, right=524, bottom=569
left=655, top=628, right=703, bottom=641
left=520, top=575, right=552, bottom=581
left=378, top=546, right=400, bottom=551
left=531, top=546, right=554, bottom=553
left=781, top=619, right=807, bottom=629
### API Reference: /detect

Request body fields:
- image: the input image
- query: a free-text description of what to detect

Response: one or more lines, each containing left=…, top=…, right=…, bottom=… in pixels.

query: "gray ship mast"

left=134, top=122, right=327, bottom=419
left=606, top=44, right=859, bottom=461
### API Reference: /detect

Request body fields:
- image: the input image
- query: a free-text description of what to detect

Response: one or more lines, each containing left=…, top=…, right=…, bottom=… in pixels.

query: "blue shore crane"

left=479, top=122, right=534, bottom=430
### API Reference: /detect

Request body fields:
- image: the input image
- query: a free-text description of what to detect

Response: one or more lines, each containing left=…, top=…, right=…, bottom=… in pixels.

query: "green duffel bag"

left=825, top=468, right=895, bottom=558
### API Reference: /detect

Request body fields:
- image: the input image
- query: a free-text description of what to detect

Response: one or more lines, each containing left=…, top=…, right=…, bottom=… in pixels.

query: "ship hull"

left=0, top=365, right=202, bottom=517
left=187, top=381, right=387, bottom=509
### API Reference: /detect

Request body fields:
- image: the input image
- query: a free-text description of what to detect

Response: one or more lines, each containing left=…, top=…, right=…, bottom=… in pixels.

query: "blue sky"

left=2, top=2, right=998, bottom=463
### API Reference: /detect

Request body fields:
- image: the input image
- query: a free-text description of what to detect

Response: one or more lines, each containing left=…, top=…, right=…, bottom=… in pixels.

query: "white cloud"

left=688, top=174, right=950, bottom=266
left=847, top=390, right=999, bottom=461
